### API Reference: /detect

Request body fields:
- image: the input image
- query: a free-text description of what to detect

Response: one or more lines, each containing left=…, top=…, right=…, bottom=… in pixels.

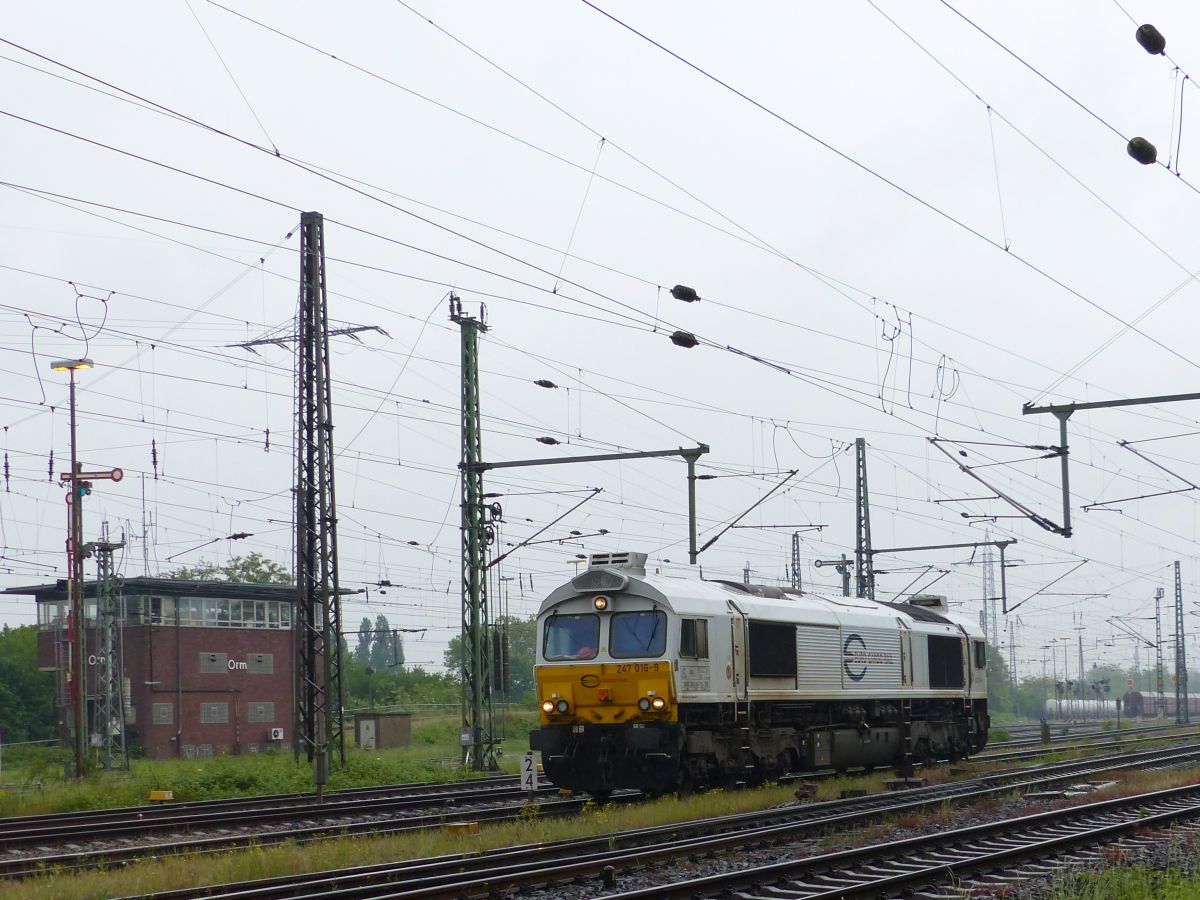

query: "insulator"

left=670, top=330, right=698, bottom=349
left=264, top=428, right=270, bottom=452
left=533, top=379, right=558, bottom=389
left=536, top=436, right=561, bottom=445
left=1127, top=137, right=1158, bottom=165
left=48, top=450, right=54, bottom=482
left=1135, top=24, right=1166, bottom=55
left=151, top=438, right=159, bottom=479
left=3, top=450, right=8, bottom=491
left=670, top=284, right=700, bottom=303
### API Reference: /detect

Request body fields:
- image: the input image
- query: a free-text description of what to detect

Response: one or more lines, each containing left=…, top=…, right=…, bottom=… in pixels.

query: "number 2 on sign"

left=521, top=752, right=538, bottom=792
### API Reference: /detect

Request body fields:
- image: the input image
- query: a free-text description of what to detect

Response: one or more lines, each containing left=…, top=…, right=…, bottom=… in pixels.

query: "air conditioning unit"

left=269, top=727, right=284, bottom=741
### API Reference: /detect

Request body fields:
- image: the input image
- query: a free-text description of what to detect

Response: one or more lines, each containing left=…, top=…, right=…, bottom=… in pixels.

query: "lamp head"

left=49, top=358, right=94, bottom=373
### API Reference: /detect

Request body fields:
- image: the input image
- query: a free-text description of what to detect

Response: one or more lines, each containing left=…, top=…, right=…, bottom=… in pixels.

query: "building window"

left=198, top=744, right=214, bottom=758
left=199, top=652, right=228, bottom=674
left=247, top=653, right=274, bottom=675
left=247, top=702, right=275, bottom=723
left=152, top=703, right=173, bottom=725
left=37, top=601, right=67, bottom=631
left=182, top=744, right=196, bottom=760
left=200, top=702, right=229, bottom=724
left=247, top=743, right=260, bottom=754
left=679, top=619, right=709, bottom=659
left=122, top=594, right=293, bottom=629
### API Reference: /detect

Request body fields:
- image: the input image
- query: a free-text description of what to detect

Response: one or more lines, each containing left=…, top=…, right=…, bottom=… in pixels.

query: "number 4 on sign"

left=521, top=752, right=538, bottom=792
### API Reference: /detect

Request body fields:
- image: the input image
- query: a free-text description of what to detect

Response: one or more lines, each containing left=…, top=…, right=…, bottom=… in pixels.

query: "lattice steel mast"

left=92, top=523, right=127, bottom=770
left=790, top=532, right=802, bottom=590
left=982, top=538, right=999, bottom=649
left=1175, top=561, right=1189, bottom=724
left=294, top=211, right=345, bottom=792
left=854, top=437, right=874, bottom=599
left=452, top=296, right=497, bottom=771
left=1155, top=586, right=1165, bottom=717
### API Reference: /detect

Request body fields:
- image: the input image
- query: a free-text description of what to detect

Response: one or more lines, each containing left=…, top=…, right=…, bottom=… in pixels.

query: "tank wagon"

left=529, top=552, right=989, bottom=795
left=1122, top=691, right=1200, bottom=718
left=1042, top=698, right=1118, bottom=720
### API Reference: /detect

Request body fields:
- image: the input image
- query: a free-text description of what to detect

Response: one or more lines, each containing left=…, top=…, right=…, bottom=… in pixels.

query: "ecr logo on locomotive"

left=842, top=633, right=896, bottom=681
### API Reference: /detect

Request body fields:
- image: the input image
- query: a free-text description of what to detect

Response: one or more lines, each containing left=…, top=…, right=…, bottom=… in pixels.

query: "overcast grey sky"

left=3, top=1, right=1200, bottom=677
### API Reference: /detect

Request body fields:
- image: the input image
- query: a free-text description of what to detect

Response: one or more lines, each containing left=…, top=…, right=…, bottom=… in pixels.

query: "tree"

left=984, top=643, right=1014, bottom=716
left=169, top=552, right=290, bottom=584
left=370, top=614, right=394, bottom=669
left=354, top=617, right=373, bottom=664
left=443, top=615, right=537, bottom=700
left=0, top=625, right=57, bottom=742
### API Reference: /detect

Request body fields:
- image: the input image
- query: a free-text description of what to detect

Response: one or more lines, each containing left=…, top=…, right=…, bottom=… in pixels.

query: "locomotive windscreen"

left=748, top=621, right=798, bottom=678
left=928, top=635, right=965, bottom=689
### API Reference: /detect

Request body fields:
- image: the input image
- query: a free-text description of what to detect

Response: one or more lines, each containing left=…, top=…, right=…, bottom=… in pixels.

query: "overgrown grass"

left=989, top=728, right=1011, bottom=742
left=1045, top=864, right=1200, bottom=898
left=0, top=709, right=539, bottom=818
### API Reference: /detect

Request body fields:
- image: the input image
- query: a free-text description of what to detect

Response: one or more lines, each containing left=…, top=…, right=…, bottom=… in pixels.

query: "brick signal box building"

left=4, top=578, right=296, bottom=760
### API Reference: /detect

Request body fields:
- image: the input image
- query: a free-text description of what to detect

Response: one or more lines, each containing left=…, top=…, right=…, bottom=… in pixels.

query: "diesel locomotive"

left=529, top=552, right=989, bottom=795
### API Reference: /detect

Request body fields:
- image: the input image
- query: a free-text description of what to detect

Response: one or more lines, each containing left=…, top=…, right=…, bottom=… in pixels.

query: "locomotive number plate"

left=613, top=662, right=664, bottom=674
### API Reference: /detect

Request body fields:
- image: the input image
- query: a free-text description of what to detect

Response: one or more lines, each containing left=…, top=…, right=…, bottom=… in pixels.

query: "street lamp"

left=50, top=357, right=93, bottom=779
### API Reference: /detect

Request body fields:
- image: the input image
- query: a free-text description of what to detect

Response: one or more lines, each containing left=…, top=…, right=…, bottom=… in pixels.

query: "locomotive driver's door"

left=728, top=599, right=748, bottom=701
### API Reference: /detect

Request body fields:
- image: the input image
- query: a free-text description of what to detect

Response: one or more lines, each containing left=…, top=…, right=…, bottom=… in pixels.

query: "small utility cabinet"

left=354, top=712, right=412, bottom=750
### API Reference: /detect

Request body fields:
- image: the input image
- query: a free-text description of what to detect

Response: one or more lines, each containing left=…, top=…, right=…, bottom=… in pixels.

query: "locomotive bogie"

left=531, top=553, right=989, bottom=795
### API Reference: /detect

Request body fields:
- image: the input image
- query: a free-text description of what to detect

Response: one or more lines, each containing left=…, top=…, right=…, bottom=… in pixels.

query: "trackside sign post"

left=521, top=752, right=538, bottom=792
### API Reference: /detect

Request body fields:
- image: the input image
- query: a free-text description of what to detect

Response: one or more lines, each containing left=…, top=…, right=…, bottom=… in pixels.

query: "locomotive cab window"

left=610, top=610, right=667, bottom=658
left=679, top=618, right=709, bottom=659
left=543, top=613, right=600, bottom=660
left=972, top=640, right=986, bottom=670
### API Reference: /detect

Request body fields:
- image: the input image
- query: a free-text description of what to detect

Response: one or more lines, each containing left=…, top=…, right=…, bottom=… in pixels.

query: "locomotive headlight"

left=593, top=595, right=609, bottom=611
left=637, top=697, right=651, bottom=711
left=555, top=699, right=571, bottom=714
left=650, top=696, right=667, bottom=711
left=541, top=700, right=555, bottom=715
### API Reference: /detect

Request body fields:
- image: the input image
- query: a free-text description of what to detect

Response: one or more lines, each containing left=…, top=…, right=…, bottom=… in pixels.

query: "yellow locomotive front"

left=529, top=559, right=684, bottom=796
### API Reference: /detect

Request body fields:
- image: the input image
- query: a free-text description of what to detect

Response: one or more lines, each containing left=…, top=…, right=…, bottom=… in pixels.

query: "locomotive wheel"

left=589, top=790, right=613, bottom=803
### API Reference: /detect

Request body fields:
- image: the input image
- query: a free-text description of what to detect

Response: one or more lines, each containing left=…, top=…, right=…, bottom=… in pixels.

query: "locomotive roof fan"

left=908, top=593, right=950, bottom=614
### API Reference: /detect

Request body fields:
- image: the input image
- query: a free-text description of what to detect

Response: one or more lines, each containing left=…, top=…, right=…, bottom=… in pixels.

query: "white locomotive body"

left=530, top=552, right=989, bottom=795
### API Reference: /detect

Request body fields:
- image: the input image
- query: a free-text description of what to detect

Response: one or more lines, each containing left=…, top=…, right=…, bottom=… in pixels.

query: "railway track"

left=0, top=773, right=519, bottom=843
left=986, top=721, right=1172, bottom=749
left=971, top=725, right=1200, bottom=765
left=607, top=783, right=1200, bottom=898
left=112, top=740, right=1200, bottom=898
left=6, top=730, right=1196, bottom=887
left=0, top=778, right=552, bottom=853
left=0, top=777, right=592, bottom=880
